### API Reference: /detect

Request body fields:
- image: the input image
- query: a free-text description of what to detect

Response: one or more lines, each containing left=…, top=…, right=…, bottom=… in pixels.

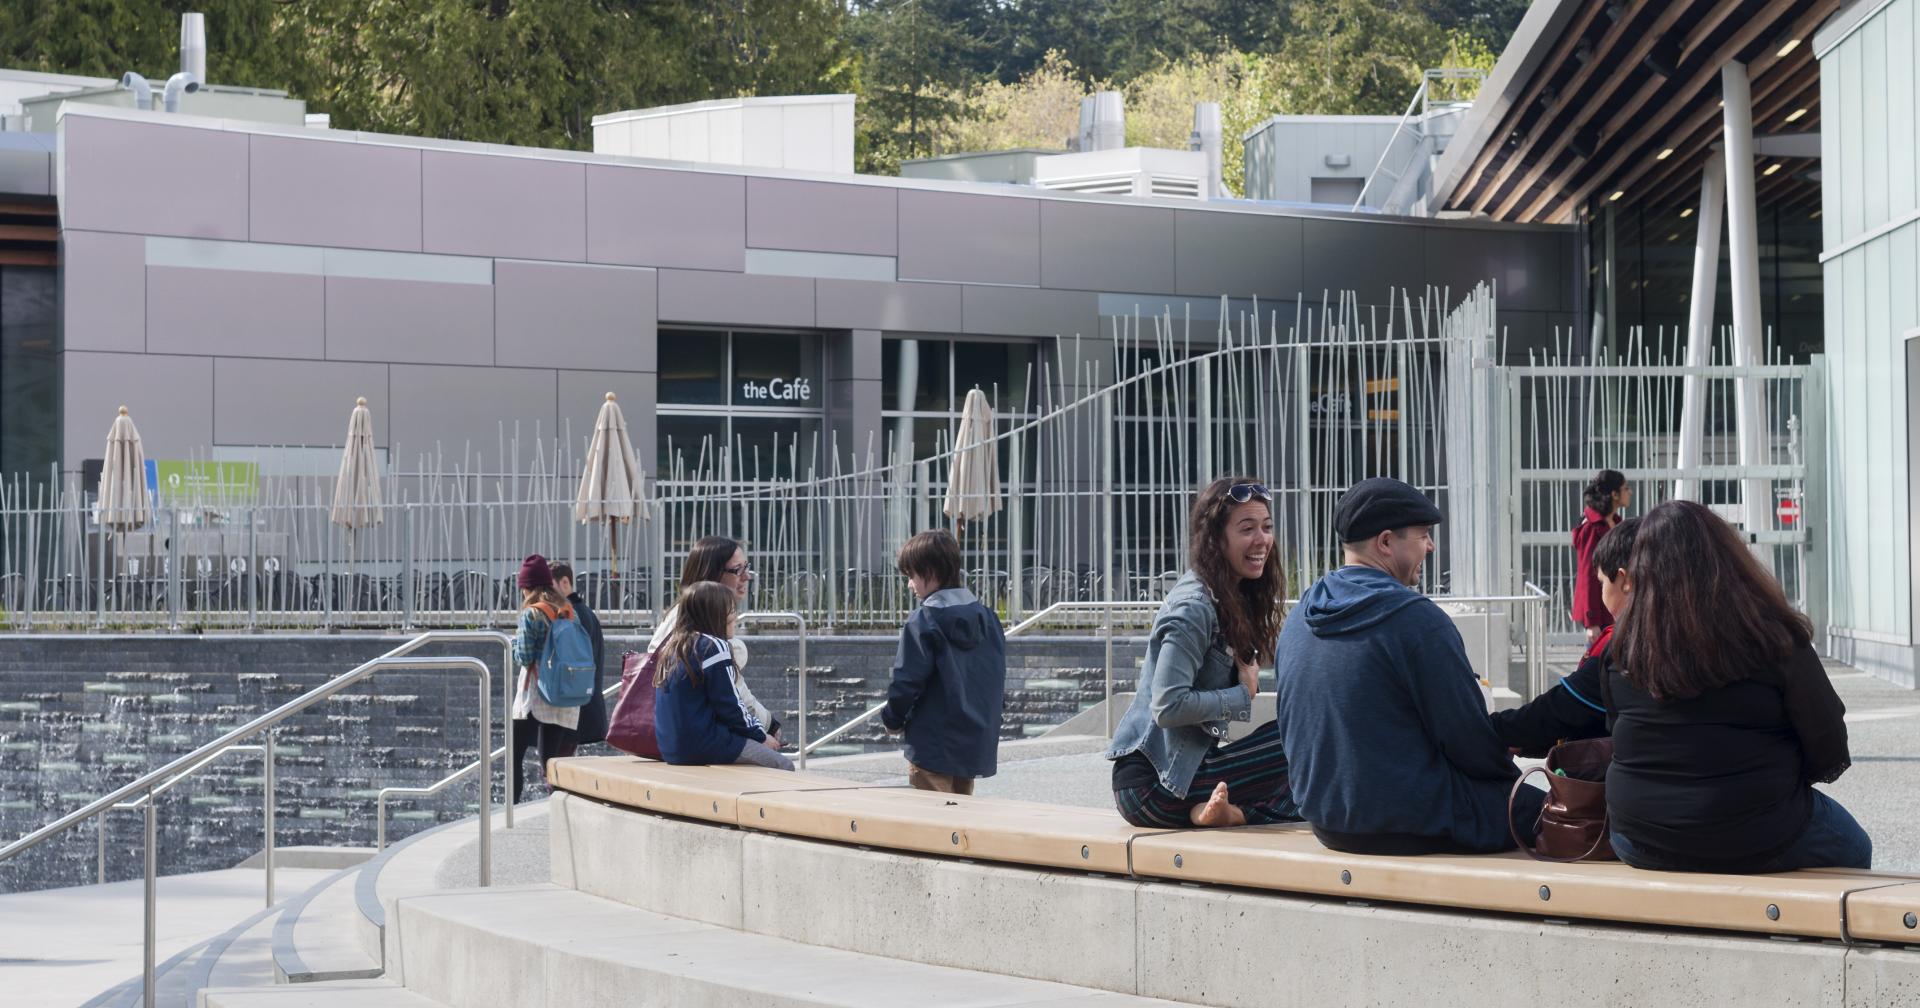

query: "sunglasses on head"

left=1227, top=482, right=1272, bottom=503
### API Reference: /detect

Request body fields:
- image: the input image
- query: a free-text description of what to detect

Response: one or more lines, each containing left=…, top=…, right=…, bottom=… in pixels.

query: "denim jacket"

left=1105, top=570, right=1253, bottom=794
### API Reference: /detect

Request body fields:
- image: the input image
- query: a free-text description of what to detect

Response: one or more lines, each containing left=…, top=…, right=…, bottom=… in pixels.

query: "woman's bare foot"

left=1189, top=781, right=1248, bottom=827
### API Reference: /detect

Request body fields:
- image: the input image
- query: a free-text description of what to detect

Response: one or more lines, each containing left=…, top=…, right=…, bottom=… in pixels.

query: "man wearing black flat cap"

left=1273, top=478, right=1541, bottom=855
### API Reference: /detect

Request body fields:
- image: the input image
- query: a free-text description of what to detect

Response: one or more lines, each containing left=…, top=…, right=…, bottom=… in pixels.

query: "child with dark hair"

left=881, top=529, right=1007, bottom=794
left=653, top=582, right=792, bottom=771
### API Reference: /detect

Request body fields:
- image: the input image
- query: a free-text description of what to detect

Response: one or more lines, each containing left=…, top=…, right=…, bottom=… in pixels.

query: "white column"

left=1676, top=149, right=1726, bottom=502
left=1721, top=62, right=1772, bottom=550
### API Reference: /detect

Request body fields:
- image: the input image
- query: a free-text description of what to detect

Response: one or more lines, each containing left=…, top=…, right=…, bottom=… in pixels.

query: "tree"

left=846, top=0, right=991, bottom=172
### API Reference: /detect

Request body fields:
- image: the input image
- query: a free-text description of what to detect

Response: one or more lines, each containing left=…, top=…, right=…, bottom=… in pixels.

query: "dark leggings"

left=1113, top=720, right=1301, bottom=828
left=511, top=717, right=578, bottom=803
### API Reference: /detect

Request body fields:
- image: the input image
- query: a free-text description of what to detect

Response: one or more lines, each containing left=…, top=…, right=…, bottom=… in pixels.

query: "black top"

left=1602, top=642, right=1850, bottom=871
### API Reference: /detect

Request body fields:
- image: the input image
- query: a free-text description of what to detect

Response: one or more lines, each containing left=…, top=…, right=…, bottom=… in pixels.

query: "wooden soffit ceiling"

left=1444, top=0, right=1841, bottom=224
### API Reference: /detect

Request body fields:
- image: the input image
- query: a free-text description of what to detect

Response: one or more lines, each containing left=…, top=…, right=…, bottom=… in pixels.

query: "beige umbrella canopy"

left=98, top=405, right=150, bottom=531
left=575, top=392, right=644, bottom=575
left=943, top=387, right=1002, bottom=535
left=330, top=397, right=383, bottom=531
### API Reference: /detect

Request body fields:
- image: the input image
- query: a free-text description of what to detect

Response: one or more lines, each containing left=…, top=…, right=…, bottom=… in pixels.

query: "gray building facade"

left=28, top=105, right=1578, bottom=483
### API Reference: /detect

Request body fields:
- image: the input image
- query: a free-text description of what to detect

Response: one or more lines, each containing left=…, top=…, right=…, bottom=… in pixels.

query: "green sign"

left=154, top=461, right=259, bottom=505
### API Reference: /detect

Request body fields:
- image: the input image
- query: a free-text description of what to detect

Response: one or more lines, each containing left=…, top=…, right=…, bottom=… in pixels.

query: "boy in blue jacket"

left=882, top=529, right=1007, bottom=794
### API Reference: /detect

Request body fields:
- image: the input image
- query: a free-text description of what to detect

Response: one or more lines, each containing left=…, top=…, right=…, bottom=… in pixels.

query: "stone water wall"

left=0, top=633, right=1143, bottom=894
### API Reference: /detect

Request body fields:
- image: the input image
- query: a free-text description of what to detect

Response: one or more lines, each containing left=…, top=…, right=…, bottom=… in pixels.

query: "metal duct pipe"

left=180, top=13, right=207, bottom=84
left=162, top=72, right=200, bottom=113
left=1080, top=91, right=1125, bottom=152
left=119, top=72, right=152, bottom=111
left=1189, top=101, right=1223, bottom=199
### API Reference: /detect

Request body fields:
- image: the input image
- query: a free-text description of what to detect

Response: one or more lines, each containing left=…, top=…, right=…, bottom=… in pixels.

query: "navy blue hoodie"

left=881, top=587, right=1007, bottom=779
left=1273, top=566, right=1521, bottom=852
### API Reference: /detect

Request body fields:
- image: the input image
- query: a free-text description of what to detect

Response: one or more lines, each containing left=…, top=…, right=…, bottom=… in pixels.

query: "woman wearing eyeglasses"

left=646, top=535, right=782, bottom=748
left=1105, top=477, right=1300, bottom=828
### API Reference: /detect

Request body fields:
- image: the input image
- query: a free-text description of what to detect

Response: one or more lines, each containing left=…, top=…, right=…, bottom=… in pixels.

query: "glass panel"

left=0, top=266, right=58, bottom=477
left=657, top=414, right=727, bottom=475
left=951, top=340, right=1036, bottom=413
left=729, top=416, right=822, bottom=481
left=882, top=337, right=950, bottom=412
left=731, top=331, right=822, bottom=408
left=658, top=328, right=727, bottom=405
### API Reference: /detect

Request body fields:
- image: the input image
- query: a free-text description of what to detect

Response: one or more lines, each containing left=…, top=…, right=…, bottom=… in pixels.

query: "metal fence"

left=0, top=284, right=1811, bottom=672
left=0, top=287, right=1488, bottom=634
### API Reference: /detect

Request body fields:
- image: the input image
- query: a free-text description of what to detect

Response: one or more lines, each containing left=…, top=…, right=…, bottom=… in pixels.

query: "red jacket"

left=1570, top=507, right=1618, bottom=629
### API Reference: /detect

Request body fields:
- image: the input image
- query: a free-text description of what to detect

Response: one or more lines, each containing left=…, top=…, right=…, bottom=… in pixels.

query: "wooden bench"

left=550, top=755, right=1920, bottom=946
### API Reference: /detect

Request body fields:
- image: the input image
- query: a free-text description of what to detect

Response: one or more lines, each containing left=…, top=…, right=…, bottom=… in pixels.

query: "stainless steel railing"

left=0, top=629, right=511, bottom=1008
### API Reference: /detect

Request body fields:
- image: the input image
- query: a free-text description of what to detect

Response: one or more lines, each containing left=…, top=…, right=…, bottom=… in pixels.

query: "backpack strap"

left=529, top=600, right=573, bottom=621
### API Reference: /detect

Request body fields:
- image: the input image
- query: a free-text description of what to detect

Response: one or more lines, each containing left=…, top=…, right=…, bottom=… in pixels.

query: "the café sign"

left=739, top=377, right=813, bottom=403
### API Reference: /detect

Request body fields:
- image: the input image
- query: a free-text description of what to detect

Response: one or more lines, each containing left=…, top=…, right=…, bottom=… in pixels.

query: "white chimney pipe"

left=1081, top=91, right=1125, bottom=152
left=180, top=13, right=207, bottom=84
left=1189, top=102, right=1223, bottom=199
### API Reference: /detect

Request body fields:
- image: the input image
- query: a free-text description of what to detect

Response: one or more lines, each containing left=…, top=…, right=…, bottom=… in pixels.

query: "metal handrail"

left=1004, top=600, right=1161, bottom=637
left=99, top=744, right=262, bottom=884
left=376, top=744, right=508, bottom=851
left=0, top=629, right=509, bottom=1008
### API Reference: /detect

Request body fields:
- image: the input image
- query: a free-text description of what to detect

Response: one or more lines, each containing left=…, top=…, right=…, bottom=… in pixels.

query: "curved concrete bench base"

left=550, top=792, right=1919, bottom=1008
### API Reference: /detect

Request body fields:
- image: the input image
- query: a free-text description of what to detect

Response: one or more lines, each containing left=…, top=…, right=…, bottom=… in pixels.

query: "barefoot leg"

left=1188, top=781, right=1249, bottom=827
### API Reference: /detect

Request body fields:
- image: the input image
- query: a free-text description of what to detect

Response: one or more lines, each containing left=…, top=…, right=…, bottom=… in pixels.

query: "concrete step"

left=353, top=801, right=551, bottom=968
left=201, top=980, right=443, bottom=1008
left=236, top=846, right=377, bottom=871
left=390, top=883, right=1186, bottom=1007
left=273, top=865, right=382, bottom=983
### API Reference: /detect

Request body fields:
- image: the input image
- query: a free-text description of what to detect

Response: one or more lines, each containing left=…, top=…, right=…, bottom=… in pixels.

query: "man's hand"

left=1237, top=658, right=1260, bottom=698
left=765, top=728, right=783, bottom=749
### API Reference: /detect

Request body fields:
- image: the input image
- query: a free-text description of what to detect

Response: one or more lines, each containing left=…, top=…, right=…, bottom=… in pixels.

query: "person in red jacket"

left=1571, top=469, right=1630, bottom=643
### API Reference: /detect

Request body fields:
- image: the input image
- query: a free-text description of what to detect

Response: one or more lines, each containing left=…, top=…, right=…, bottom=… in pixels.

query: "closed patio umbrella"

left=574, top=392, right=644, bottom=576
left=330, top=397, right=383, bottom=531
left=96, top=406, right=149, bottom=625
left=99, top=406, right=150, bottom=532
left=330, top=398, right=383, bottom=619
left=943, top=387, right=1002, bottom=537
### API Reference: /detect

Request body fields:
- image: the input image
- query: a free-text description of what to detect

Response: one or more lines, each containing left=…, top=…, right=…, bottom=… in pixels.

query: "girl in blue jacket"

left=652, top=582, right=793, bottom=770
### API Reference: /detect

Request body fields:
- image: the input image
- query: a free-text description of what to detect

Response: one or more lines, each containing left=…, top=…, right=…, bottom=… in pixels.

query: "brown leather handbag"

left=1508, top=736, right=1616, bottom=861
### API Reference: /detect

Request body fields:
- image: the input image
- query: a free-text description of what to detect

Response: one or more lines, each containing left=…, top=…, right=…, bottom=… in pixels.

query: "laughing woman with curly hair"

left=1105, top=476, right=1300, bottom=829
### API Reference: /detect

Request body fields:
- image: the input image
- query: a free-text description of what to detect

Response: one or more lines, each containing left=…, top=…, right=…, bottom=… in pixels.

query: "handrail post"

left=97, top=811, right=107, bottom=884
left=142, top=789, right=156, bottom=1008
left=502, top=637, right=515, bottom=829
left=376, top=792, right=388, bottom=852
left=263, top=727, right=275, bottom=907
left=478, top=653, right=492, bottom=886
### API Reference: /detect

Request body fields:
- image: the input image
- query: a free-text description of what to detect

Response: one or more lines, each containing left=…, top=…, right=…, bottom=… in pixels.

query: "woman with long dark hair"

left=1105, top=476, right=1299, bottom=828
left=647, top=535, right=780, bottom=746
left=1571, top=469, right=1630, bottom=643
left=1601, top=499, right=1868, bottom=872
